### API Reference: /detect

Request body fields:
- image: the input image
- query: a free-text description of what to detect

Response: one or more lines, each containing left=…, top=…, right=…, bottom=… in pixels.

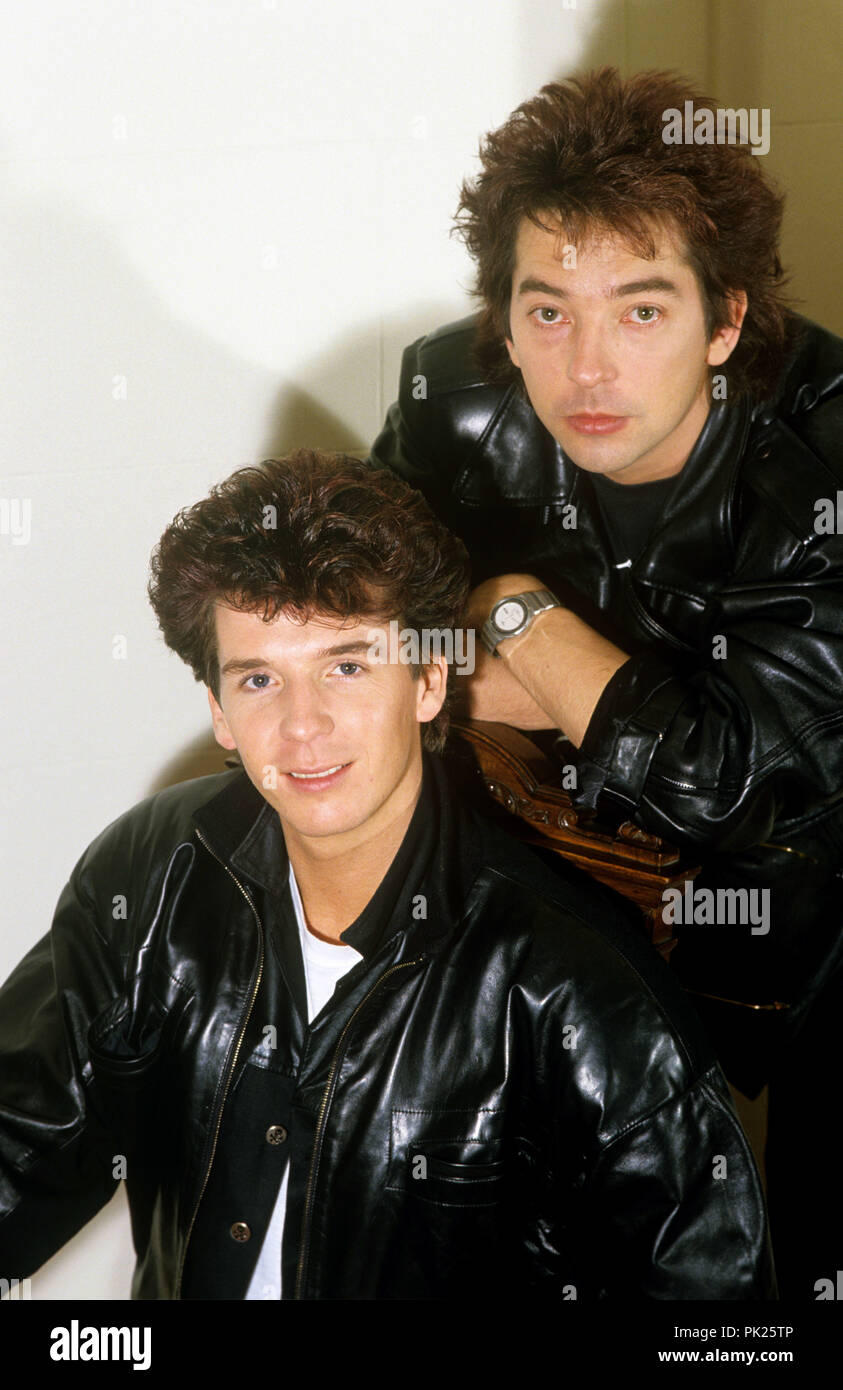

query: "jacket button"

left=230, top=1221, right=251, bottom=1242
left=266, top=1124, right=288, bottom=1145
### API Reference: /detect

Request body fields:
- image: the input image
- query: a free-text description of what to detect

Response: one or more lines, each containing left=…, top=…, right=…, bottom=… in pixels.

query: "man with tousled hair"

left=371, top=67, right=843, bottom=1297
left=0, top=450, right=772, bottom=1299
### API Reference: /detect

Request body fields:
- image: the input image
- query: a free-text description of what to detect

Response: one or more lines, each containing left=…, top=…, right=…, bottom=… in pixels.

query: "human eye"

left=333, top=660, right=364, bottom=678
left=530, top=305, right=565, bottom=325
left=242, top=672, right=272, bottom=690
left=625, top=304, right=662, bottom=325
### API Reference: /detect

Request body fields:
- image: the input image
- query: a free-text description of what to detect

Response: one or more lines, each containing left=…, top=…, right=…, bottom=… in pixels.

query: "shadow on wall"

left=1, top=176, right=460, bottom=804
left=149, top=730, right=230, bottom=792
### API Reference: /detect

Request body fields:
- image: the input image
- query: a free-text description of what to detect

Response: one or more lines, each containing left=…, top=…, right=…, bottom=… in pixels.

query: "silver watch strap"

left=521, top=588, right=559, bottom=620
left=481, top=587, right=561, bottom=656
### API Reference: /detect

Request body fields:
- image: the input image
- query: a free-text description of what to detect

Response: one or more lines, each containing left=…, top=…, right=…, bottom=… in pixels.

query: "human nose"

left=565, top=321, right=616, bottom=390
left=277, top=679, right=334, bottom=743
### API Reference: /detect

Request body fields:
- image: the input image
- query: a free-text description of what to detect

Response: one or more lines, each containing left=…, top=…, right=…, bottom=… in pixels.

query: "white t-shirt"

left=244, top=863, right=363, bottom=1300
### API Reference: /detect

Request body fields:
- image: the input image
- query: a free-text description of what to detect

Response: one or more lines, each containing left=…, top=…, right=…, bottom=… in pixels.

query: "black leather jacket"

left=0, top=756, right=773, bottom=1299
left=371, top=315, right=843, bottom=1065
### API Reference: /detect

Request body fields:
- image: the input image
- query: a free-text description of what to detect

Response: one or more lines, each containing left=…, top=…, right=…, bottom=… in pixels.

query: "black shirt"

left=589, top=468, right=680, bottom=567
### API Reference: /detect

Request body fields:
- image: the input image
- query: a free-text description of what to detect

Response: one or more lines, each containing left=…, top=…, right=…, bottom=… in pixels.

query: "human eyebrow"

left=611, top=277, right=680, bottom=298
left=316, top=641, right=374, bottom=660
left=516, top=277, right=568, bottom=298
left=515, top=275, right=681, bottom=299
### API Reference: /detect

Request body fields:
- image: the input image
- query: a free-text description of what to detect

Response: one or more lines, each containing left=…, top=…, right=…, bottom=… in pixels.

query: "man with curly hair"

left=0, top=450, right=773, bottom=1300
left=371, top=68, right=843, bottom=1298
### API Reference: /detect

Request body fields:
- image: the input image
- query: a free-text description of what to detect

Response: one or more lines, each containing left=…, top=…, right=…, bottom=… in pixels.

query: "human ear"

left=505, top=331, right=521, bottom=370
left=707, top=291, right=748, bottom=366
left=415, top=655, right=449, bottom=726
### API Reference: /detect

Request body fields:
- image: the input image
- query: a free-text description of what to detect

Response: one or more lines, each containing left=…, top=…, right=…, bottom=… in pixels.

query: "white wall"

left=1, top=0, right=838, bottom=1299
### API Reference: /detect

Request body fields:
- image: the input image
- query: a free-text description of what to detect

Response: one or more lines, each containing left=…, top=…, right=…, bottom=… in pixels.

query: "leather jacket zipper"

left=685, top=988, right=789, bottom=1012
left=293, top=955, right=424, bottom=1300
left=174, top=829, right=265, bottom=1299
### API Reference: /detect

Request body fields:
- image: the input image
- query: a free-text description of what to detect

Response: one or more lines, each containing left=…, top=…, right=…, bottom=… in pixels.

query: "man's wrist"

left=481, top=587, right=561, bottom=657
left=496, top=601, right=566, bottom=663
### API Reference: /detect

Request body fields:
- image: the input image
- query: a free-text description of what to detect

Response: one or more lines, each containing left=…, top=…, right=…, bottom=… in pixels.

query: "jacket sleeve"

left=580, top=1066, right=776, bottom=1299
left=578, top=413, right=843, bottom=854
left=369, top=321, right=501, bottom=527
left=543, top=910, right=777, bottom=1299
left=0, top=860, right=122, bottom=1274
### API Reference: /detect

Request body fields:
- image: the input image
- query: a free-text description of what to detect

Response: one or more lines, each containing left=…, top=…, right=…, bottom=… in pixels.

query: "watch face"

left=494, top=599, right=527, bottom=633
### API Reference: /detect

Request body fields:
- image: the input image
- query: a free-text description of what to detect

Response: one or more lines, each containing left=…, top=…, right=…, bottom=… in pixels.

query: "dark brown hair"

left=148, top=450, right=470, bottom=751
left=455, top=68, right=794, bottom=401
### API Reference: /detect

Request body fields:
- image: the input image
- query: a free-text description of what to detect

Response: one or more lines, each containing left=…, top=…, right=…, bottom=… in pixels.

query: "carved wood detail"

left=450, top=719, right=701, bottom=959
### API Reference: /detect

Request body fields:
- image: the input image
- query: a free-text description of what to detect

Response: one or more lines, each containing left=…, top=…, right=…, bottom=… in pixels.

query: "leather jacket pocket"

left=387, top=1106, right=507, bottom=1205
left=383, top=1109, right=538, bottom=1293
left=88, top=998, right=168, bottom=1085
left=407, top=1151, right=507, bottom=1207
left=86, top=991, right=186, bottom=1158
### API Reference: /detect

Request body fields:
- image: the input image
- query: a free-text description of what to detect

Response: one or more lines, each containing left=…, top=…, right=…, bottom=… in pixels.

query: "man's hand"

left=464, top=573, right=630, bottom=747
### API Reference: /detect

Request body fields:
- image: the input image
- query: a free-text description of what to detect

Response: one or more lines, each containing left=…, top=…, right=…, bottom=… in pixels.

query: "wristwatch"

left=480, top=588, right=561, bottom=657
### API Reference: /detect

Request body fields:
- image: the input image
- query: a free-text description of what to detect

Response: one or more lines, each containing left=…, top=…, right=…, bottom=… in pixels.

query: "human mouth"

left=565, top=413, right=628, bottom=435
left=285, top=763, right=351, bottom=790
